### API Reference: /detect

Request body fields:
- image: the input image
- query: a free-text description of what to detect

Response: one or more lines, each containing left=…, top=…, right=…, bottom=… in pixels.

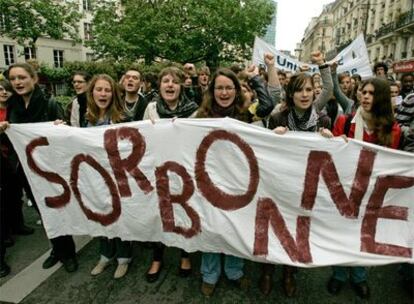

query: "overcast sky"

left=276, top=0, right=334, bottom=52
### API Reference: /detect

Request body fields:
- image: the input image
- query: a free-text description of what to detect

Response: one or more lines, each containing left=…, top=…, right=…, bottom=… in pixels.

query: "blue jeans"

left=201, top=253, right=244, bottom=284
left=332, top=266, right=367, bottom=283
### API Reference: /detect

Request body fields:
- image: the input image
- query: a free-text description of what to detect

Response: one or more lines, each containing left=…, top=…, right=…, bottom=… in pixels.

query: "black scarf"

left=77, top=92, right=87, bottom=127
left=156, top=95, right=198, bottom=118
left=211, top=102, right=236, bottom=118
left=7, top=85, right=49, bottom=123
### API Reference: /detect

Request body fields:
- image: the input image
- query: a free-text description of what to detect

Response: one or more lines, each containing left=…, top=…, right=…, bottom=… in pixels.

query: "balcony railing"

left=396, top=8, right=414, bottom=29
left=375, top=22, right=396, bottom=39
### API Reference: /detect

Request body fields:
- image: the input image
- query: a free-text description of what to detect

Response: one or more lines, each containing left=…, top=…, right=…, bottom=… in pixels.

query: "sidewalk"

left=1, top=206, right=412, bottom=304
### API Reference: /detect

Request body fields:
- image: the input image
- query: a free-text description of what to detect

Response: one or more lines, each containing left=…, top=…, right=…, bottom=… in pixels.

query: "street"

left=0, top=205, right=412, bottom=304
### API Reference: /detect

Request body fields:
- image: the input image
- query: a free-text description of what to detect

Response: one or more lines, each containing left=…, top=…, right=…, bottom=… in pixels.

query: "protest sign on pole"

left=6, top=118, right=414, bottom=267
left=252, top=34, right=373, bottom=79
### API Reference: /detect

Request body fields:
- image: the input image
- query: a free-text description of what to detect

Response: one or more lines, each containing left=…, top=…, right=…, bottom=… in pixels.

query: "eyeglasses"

left=124, top=75, right=140, bottom=81
left=214, top=86, right=235, bottom=92
left=72, top=80, right=86, bottom=85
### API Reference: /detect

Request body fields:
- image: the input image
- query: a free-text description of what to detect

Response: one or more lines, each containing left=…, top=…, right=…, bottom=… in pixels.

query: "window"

left=84, top=23, right=92, bottom=41
left=24, top=46, right=36, bottom=60
left=3, top=45, right=15, bottom=66
left=53, top=49, right=64, bottom=68
left=83, top=0, right=91, bottom=11
left=54, top=83, right=67, bottom=96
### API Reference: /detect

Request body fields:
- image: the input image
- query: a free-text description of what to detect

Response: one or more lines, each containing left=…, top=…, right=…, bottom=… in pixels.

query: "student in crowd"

left=0, top=63, right=78, bottom=273
left=396, top=92, right=414, bottom=142
left=311, top=72, right=322, bottom=86
left=351, top=73, right=362, bottom=91
left=390, top=82, right=403, bottom=110
left=66, top=71, right=91, bottom=127
left=400, top=72, right=414, bottom=99
left=197, top=66, right=210, bottom=92
left=196, top=68, right=251, bottom=297
left=0, top=78, right=14, bottom=278
left=84, top=74, right=132, bottom=279
left=143, top=67, right=199, bottom=283
left=278, top=70, right=288, bottom=88
left=142, top=72, right=159, bottom=104
left=330, top=77, right=402, bottom=300
left=121, top=68, right=148, bottom=122
left=238, top=53, right=280, bottom=124
left=338, top=72, right=352, bottom=98
left=329, top=62, right=355, bottom=125
left=373, top=62, right=389, bottom=79
left=261, top=51, right=333, bottom=298
left=314, top=81, right=322, bottom=100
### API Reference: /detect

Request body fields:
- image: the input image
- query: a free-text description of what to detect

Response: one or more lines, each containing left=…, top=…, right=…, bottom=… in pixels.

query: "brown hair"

left=7, top=62, right=38, bottom=80
left=198, top=66, right=210, bottom=76
left=196, top=68, right=247, bottom=121
left=86, top=74, right=124, bottom=125
left=158, top=67, right=185, bottom=87
left=285, top=73, right=314, bottom=109
left=0, top=79, right=13, bottom=93
left=361, top=78, right=395, bottom=146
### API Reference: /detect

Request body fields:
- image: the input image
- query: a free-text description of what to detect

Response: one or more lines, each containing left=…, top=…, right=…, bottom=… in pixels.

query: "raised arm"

left=245, top=64, right=275, bottom=118
left=311, top=51, right=333, bottom=111
left=264, top=52, right=282, bottom=107
left=330, top=62, right=354, bottom=114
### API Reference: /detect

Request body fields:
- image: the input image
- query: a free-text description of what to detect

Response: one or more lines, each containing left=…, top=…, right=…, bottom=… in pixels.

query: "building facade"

left=299, top=0, right=414, bottom=74
left=299, top=3, right=334, bottom=61
left=0, top=0, right=94, bottom=72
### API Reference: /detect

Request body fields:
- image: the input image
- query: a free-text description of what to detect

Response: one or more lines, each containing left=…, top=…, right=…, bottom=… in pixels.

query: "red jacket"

left=333, top=114, right=401, bottom=149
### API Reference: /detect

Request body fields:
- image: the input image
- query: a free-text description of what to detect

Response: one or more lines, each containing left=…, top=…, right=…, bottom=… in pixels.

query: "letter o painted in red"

left=195, top=130, right=259, bottom=210
left=70, top=154, right=121, bottom=226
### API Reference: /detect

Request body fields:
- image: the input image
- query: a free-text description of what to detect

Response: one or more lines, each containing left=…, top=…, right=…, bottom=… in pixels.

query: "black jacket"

left=7, top=85, right=63, bottom=123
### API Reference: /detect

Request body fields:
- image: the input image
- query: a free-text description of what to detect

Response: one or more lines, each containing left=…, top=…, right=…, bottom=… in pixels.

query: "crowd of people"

left=0, top=52, right=413, bottom=300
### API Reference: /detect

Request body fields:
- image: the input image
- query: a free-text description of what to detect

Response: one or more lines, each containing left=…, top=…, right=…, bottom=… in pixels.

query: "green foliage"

left=0, top=0, right=81, bottom=47
left=90, top=0, right=274, bottom=67
left=54, top=95, right=72, bottom=107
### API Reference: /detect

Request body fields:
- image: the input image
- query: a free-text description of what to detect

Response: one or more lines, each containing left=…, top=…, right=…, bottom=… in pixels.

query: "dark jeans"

left=16, top=163, right=76, bottom=260
left=152, top=243, right=189, bottom=262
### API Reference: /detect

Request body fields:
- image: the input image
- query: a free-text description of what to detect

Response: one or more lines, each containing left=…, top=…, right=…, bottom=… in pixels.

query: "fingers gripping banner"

left=5, top=118, right=414, bottom=267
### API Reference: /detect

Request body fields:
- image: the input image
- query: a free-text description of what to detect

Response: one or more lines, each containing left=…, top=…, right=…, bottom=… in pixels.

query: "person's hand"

left=245, top=64, right=259, bottom=79
left=319, top=127, right=333, bottom=138
left=311, top=51, right=325, bottom=65
left=0, top=121, right=9, bottom=133
left=273, top=126, right=288, bottom=135
left=264, top=52, right=275, bottom=67
left=330, top=61, right=338, bottom=73
left=53, top=119, right=65, bottom=125
left=183, top=63, right=197, bottom=76
left=300, top=64, right=310, bottom=72
left=339, top=134, right=348, bottom=143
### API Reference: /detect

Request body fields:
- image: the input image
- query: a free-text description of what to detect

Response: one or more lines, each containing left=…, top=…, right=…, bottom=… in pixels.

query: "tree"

left=0, top=0, right=81, bottom=49
left=90, top=0, right=274, bottom=67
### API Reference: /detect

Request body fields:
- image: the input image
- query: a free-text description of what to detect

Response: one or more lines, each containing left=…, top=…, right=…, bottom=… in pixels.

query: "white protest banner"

left=5, top=118, right=414, bottom=267
left=332, top=34, right=373, bottom=79
left=252, top=35, right=373, bottom=79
